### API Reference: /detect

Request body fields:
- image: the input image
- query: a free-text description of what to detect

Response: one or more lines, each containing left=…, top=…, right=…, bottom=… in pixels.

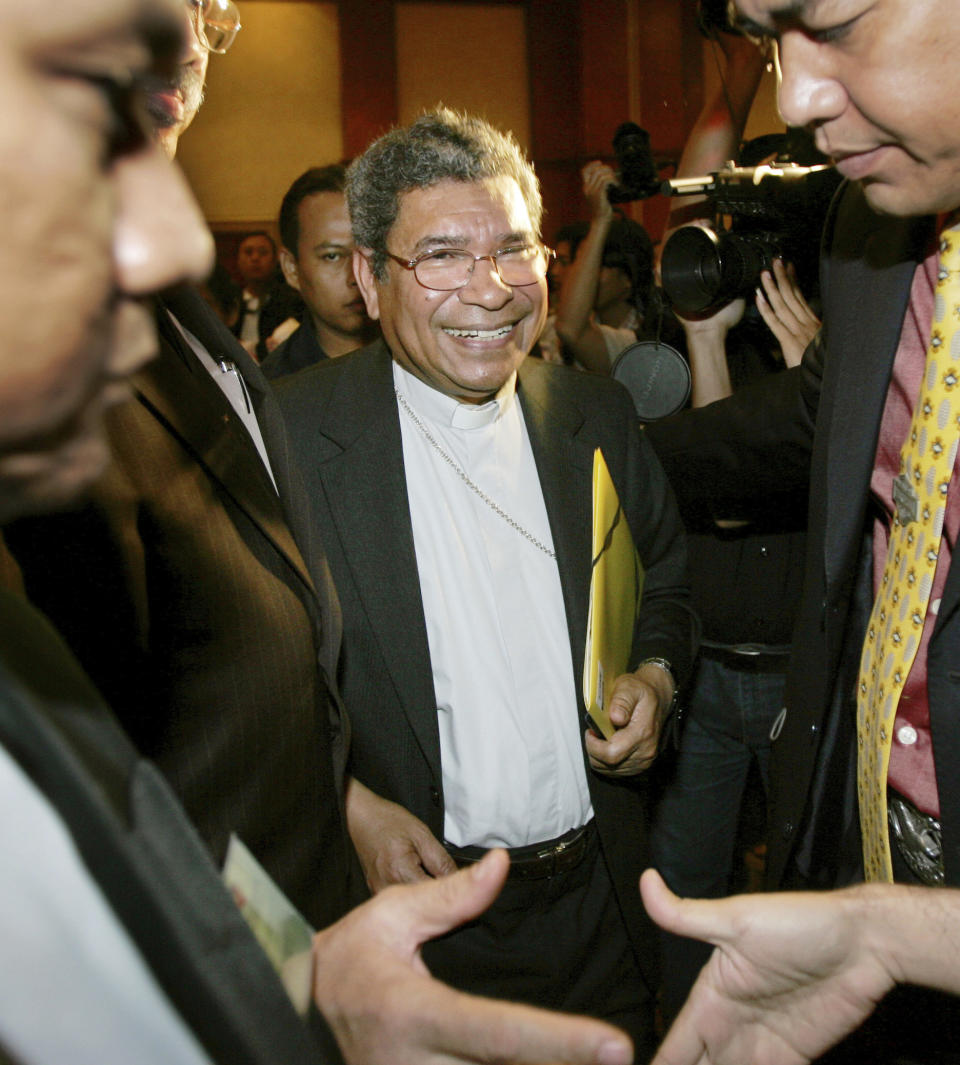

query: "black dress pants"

left=422, top=826, right=656, bottom=1061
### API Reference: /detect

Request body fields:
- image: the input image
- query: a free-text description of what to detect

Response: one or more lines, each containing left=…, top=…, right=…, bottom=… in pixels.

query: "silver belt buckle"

left=536, top=826, right=578, bottom=862
left=535, top=843, right=558, bottom=865
left=888, top=792, right=944, bottom=886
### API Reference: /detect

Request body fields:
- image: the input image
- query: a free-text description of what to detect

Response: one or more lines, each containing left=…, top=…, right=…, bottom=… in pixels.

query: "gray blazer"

left=4, top=285, right=356, bottom=930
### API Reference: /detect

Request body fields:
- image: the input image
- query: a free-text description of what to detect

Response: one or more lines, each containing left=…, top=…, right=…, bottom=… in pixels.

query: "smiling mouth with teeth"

left=443, top=324, right=516, bottom=339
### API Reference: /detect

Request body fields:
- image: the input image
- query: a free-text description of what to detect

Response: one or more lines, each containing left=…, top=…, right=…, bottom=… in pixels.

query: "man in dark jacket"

left=277, top=108, right=695, bottom=1060
left=262, top=164, right=376, bottom=380
left=645, top=0, right=960, bottom=1058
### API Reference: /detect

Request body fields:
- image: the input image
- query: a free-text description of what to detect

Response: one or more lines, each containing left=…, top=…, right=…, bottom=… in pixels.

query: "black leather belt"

left=445, top=821, right=595, bottom=881
left=700, top=642, right=792, bottom=673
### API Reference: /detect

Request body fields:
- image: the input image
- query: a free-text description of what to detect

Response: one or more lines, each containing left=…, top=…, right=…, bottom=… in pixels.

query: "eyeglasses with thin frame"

left=188, top=0, right=242, bottom=54
left=384, top=243, right=556, bottom=292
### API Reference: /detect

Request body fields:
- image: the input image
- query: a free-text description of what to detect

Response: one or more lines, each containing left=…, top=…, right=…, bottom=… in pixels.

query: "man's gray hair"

left=346, top=108, right=543, bottom=279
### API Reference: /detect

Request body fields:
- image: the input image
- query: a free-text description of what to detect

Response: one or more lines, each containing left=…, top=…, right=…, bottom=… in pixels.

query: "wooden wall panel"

left=528, top=0, right=707, bottom=242
left=179, top=1, right=342, bottom=226
left=527, top=0, right=584, bottom=238
left=338, top=0, right=398, bottom=159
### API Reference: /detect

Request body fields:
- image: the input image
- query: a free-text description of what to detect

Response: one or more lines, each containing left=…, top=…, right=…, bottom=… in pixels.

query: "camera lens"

left=608, top=122, right=659, bottom=204
left=661, top=226, right=775, bottom=314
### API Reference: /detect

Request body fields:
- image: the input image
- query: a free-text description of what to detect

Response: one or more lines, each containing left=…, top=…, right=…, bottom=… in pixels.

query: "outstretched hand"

left=312, top=851, right=635, bottom=1065
left=640, top=870, right=896, bottom=1065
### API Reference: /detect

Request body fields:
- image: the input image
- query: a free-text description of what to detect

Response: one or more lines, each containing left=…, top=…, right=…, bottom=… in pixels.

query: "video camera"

left=697, top=0, right=739, bottom=38
left=659, top=157, right=841, bottom=314
left=606, top=122, right=662, bottom=204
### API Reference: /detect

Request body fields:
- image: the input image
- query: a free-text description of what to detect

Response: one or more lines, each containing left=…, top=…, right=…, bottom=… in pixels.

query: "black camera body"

left=659, top=161, right=840, bottom=314
left=607, top=122, right=662, bottom=204
left=697, top=0, right=738, bottom=37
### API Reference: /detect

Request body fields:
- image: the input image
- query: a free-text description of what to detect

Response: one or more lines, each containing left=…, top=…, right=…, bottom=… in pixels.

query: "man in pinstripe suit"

left=2, top=0, right=355, bottom=932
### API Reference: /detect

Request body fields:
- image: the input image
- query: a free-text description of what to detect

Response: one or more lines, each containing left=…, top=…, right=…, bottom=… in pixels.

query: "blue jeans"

left=650, top=654, right=786, bottom=1018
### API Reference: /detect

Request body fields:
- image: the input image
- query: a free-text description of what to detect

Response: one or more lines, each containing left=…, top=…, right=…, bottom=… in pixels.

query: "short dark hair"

left=602, top=219, right=654, bottom=312
left=553, top=221, right=589, bottom=259
left=278, top=164, right=348, bottom=253
left=346, top=108, right=542, bottom=280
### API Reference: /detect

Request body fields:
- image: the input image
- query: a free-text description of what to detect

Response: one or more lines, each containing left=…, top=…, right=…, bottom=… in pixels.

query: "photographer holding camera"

left=554, top=161, right=664, bottom=375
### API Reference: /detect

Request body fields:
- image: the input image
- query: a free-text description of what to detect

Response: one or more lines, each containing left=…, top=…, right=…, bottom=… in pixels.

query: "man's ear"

left=353, top=248, right=381, bottom=321
left=279, top=247, right=301, bottom=292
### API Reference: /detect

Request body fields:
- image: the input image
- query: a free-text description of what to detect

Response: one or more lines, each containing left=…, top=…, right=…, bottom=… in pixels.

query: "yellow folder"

left=582, top=448, right=644, bottom=739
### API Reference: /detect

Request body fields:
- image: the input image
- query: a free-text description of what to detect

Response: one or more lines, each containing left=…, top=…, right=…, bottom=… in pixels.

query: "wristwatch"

left=636, top=656, right=681, bottom=742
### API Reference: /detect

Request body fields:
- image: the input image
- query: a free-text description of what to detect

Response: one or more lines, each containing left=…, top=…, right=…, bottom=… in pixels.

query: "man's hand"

left=640, top=869, right=897, bottom=1065
left=346, top=777, right=455, bottom=892
left=755, top=259, right=820, bottom=368
left=585, top=664, right=671, bottom=776
left=582, top=161, right=616, bottom=224
left=312, top=850, right=634, bottom=1065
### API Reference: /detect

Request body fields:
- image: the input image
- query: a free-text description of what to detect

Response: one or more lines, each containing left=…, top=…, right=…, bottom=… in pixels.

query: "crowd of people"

left=2, top=0, right=960, bottom=1063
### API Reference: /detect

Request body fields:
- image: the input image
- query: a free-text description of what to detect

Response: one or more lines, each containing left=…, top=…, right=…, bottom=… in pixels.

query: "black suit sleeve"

left=644, top=331, right=823, bottom=531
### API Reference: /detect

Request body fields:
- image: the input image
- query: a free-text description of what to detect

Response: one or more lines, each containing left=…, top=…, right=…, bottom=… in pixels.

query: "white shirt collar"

left=392, top=360, right=518, bottom=430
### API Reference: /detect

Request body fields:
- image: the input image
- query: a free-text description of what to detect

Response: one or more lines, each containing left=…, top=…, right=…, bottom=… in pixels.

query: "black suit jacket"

left=276, top=341, right=695, bottom=980
left=4, top=286, right=357, bottom=929
left=0, top=589, right=333, bottom=1065
left=261, top=316, right=329, bottom=380
left=647, top=183, right=960, bottom=888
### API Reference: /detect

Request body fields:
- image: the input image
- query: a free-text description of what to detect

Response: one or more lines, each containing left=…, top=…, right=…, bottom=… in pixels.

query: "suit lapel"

left=147, top=290, right=315, bottom=600
left=315, top=347, right=440, bottom=769
left=168, top=291, right=291, bottom=497
left=167, top=288, right=346, bottom=664
left=822, top=207, right=929, bottom=591
left=0, top=593, right=321, bottom=1065
left=518, top=361, right=595, bottom=693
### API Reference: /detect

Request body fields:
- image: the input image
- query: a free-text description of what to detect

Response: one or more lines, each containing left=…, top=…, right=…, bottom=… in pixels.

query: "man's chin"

left=859, top=177, right=911, bottom=217
left=859, top=170, right=960, bottom=219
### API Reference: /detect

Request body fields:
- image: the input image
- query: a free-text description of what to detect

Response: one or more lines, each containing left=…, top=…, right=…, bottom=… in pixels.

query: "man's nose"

left=458, top=256, right=513, bottom=307
left=112, top=142, right=214, bottom=298
left=776, top=33, right=847, bottom=131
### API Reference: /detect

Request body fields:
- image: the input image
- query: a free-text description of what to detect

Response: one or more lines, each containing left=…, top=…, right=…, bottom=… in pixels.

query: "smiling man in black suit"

left=277, top=107, right=695, bottom=1059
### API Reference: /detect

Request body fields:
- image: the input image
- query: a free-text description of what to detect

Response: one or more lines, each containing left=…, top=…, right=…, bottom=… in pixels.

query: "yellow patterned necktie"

left=856, top=218, right=960, bottom=882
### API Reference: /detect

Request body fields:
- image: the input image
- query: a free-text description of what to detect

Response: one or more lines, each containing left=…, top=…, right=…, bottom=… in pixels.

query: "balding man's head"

left=145, top=0, right=240, bottom=159
left=0, top=0, right=213, bottom=519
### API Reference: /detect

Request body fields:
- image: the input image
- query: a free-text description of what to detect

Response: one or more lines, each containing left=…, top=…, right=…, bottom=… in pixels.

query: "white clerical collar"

left=392, top=360, right=518, bottom=430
